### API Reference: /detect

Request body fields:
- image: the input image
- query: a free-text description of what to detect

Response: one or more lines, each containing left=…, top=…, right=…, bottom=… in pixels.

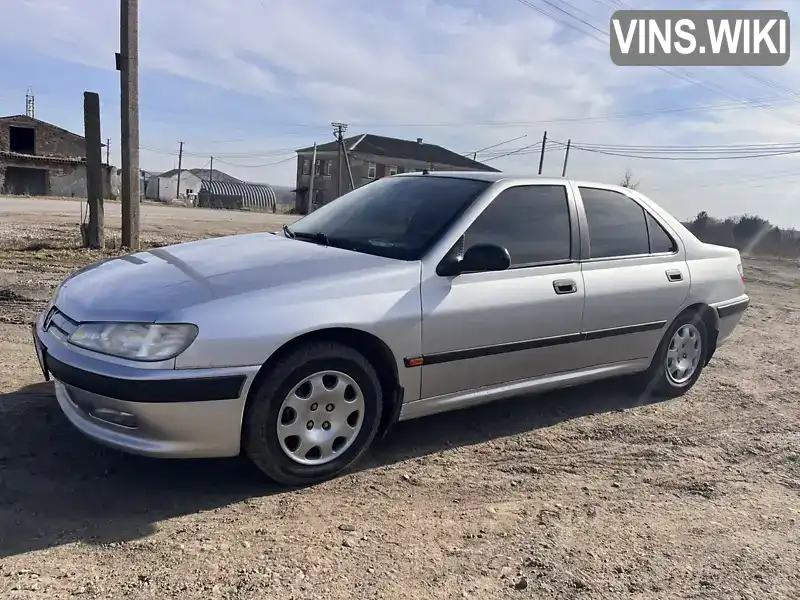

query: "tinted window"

left=580, top=187, right=649, bottom=258
left=646, top=212, right=677, bottom=253
left=288, top=175, right=491, bottom=260
left=463, top=185, right=571, bottom=267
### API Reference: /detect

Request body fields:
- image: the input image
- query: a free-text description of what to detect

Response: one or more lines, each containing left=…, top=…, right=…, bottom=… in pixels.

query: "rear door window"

left=579, top=187, right=649, bottom=258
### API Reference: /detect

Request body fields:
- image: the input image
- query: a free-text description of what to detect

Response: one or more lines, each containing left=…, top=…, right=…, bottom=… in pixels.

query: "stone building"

left=0, top=114, right=115, bottom=198
left=293, top=133, right=499, bottom=212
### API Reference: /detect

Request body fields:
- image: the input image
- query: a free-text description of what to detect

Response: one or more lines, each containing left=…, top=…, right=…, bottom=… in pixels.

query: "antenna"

left=25, top=87, right=35, bottom=118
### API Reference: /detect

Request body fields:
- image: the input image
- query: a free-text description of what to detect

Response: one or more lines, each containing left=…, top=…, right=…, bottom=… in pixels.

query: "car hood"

left=54, top=232, right=406, bottom=322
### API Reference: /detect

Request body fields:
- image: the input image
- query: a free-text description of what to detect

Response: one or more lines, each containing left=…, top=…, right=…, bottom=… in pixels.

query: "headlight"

left=68, top=323, right=198, bottom=361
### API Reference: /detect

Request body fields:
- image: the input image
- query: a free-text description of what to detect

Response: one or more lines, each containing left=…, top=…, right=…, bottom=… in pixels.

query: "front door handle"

left=553, top=279, right=578, bottom=295
left=666, top=269, right=683, bottom=282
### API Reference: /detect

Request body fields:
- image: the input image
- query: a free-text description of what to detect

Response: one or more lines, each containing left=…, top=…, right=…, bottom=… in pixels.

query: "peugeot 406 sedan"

left=32, top=172, right=749, bottom=485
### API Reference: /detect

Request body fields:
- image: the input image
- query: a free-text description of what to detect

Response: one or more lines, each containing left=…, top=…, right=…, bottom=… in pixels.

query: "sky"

left=1, top=0, right=799, bottom=227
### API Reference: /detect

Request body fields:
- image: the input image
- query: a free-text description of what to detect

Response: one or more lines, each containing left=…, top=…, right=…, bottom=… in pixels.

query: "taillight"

left=737, top=263, right=744, bottom=282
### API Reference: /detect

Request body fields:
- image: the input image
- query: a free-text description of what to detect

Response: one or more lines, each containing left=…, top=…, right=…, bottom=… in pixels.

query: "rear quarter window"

left=645, top=212, right=677, bottom=253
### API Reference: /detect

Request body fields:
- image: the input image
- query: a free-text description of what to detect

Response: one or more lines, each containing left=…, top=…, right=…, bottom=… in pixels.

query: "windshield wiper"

left=282, top=224, right=295, bottom=238
left=293, top=231, right=330, bottom=246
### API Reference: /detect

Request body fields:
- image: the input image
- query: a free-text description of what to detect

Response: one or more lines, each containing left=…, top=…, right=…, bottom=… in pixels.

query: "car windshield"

left=286, top=175, right=491, bottom=260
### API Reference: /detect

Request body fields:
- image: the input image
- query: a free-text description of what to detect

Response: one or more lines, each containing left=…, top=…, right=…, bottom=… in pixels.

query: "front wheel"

left=242, top=342, right=383, bottom=486
left=640, top=311, right=709, bottom=399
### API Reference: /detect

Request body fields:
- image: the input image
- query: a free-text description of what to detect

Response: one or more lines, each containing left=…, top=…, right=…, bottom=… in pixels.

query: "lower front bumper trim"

left=46, top=355, right=247, bottom=403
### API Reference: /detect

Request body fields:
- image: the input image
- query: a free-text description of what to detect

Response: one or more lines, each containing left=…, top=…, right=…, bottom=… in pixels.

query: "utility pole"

left=83, top=92, right=104, bottom=249
left=209, top=156, right=213, bottom=184
left=307, top=142, right=317, bottom=214
left=538, top=131, right=547, bottom=175
left=175, top=141, right=184, bottom=201
left=331, top=122, right=347, bottom=197
left=106, top=138, right=110, bottom=165
left=118, top=0, right=140, bottom=249
left=561, top=139, right=571, bottom=177
left=342, top=141, right=355, bottom=191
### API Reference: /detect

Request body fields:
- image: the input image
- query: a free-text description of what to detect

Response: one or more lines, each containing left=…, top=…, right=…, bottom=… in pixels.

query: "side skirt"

left=398, top=358, right=650, bottom=421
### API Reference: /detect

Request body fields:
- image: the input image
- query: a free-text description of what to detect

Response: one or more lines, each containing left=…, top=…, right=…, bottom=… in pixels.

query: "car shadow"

left=0, top=378, right=662, bottom=558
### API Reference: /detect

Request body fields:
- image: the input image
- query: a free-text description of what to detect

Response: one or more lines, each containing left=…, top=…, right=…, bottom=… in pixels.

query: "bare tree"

left=620, top=168, right=640, bottom=190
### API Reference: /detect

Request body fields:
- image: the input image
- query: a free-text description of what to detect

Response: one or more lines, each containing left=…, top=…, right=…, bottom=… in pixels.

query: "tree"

left=682, top=211, right=800, bottom=258
left=620, top=168, right=640, bottom=190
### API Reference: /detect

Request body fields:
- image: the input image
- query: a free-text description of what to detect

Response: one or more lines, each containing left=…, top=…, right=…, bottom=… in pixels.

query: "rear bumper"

left=712, top=295, right=749, bottom=347
left=35, top=315, right=260, bottom=459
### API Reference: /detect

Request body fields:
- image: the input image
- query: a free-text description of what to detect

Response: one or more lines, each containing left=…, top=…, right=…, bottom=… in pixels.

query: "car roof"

left=395, top=170, right=636, bottom=194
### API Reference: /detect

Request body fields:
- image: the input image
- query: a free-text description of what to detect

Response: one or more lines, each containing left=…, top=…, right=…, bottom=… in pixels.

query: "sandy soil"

left=0, top=198, right=798, bottom=599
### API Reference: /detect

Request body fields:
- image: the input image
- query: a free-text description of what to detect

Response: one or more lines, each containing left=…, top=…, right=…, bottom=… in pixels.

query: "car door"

left=418, top=182, right=585, bottom=400
left=574, top=184, right=690, bottom=367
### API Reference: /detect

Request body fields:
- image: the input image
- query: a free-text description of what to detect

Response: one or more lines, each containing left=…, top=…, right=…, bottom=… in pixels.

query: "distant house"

left=145, top=168, right=240, bottom=202
left=294, top=133, right=499, bottom=212
left=0, top=114, right=114, bottom=198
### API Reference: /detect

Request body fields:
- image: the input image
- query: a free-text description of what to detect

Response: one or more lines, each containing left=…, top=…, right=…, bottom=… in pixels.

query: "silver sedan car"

left=32, top=172, right=749, bottom=485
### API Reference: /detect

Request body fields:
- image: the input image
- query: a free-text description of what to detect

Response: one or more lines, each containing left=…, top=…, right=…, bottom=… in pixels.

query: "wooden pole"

left=175, top=141, right=184, bottom=201
left=119, top=0, right=140, bottom=249
left=538, top=130, right=547, bottom=175
left=83, top=92, right=104, bottom=249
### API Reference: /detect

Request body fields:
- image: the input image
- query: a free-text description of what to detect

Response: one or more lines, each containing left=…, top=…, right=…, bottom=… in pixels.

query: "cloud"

left=2, top=0, right=800, bottom=226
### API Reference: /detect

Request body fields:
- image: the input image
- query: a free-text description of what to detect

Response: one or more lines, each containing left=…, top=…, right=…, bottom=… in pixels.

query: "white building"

left=145, top=169, right=204, bottom=202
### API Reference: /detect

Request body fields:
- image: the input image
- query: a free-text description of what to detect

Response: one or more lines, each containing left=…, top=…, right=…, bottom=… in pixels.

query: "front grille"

left=44, top=306, right=79, bottom=341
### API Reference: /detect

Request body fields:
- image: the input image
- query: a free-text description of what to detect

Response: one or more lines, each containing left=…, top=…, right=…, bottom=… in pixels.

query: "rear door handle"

left=553, top=279, right=578, bottom=295
left=666, top=269, right=683, bottom=282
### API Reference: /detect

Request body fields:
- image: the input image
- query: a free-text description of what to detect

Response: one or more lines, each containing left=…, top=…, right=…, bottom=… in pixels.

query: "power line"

left=2, top=81, right=794, bottom=133
left=213, top=155, right=296, bottom=168
left=585, top=0, right=626, bottom=8
left=466, top=134, right=528, bottom=157
left=511, top=0, right=800, bottom=126
left=549, top=139, right=800, bottom=161
left=139, top=143, right=299, bottom=158
left=529, top=0, right=607, bottom=36
left=478, top=139, right=800, bottom=160
left=481, top=140, right=563, bottom=161
left=550, top=141, right=800, bottom=152
left=344, top=98, right=797, bottom=128
left=735, top=67, right=799, bottom=98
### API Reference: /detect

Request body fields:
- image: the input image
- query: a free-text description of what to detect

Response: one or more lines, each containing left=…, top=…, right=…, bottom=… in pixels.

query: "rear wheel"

left=243, top=342, right=383, bottom=486
left=639, top=310, right=709, bottom=398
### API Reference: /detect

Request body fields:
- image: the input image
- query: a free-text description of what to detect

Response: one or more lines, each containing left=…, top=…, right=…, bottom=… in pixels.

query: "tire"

left=638, top=310, right=709, bottom=399
left=242, top=341, right=383, bottom=486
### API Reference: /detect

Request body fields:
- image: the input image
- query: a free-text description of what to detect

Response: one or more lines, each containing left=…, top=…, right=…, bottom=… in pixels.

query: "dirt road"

left=0, top=206, right=798, bottom=599
left=0, top=195, right=297, bottom=230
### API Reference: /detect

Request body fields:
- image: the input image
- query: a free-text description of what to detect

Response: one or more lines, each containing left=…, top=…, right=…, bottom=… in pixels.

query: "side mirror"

left=437, top=243, right=511, bottom=276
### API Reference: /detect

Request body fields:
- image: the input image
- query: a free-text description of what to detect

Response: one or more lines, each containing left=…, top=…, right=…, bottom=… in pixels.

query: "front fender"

left=166, top=263, right=423, bottom=399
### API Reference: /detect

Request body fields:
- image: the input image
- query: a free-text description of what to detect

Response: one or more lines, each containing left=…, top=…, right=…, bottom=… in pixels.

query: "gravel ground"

left=0, top=198, right=798, bottom=599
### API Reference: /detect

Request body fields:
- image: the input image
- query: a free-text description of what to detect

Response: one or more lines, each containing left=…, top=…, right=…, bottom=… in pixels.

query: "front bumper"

left=35, top=311, right=260, bottom=459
